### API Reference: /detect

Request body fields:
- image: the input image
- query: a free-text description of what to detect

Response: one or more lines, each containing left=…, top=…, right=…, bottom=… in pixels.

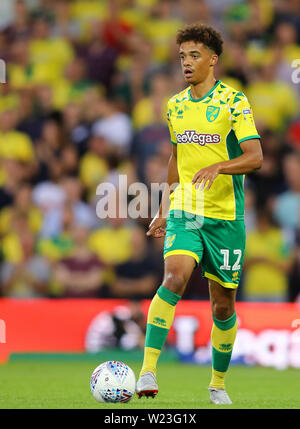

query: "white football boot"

left=136, top=371, right=158, bottom=398
left=209, top=387, right=232, bottom=405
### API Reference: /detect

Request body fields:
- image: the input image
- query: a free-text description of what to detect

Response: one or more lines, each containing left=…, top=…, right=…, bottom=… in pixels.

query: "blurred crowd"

left=0, top=0, right=299, bottom=302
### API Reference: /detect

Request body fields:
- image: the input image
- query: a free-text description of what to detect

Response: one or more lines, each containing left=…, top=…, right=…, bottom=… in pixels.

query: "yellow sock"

left=209, top=312, right=237, bottom=389
left=139, top=347, right=161, bottom=377
left=140, top=286, right=181, bottom=377
left=210, top=369, right=227, bottom=390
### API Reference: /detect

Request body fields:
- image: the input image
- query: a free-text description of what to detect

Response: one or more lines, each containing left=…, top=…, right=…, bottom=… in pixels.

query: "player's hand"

left=192, top=163, right=221, bottom=190
left=146, top=216, right=167, bottom=238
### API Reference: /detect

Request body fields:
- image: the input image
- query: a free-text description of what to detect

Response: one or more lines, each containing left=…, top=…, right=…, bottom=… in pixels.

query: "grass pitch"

left=0, top=359, right=299, bottom=409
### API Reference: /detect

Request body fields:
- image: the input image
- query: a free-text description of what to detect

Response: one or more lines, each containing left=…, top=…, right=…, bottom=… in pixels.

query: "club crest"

left=165, top=234, right=176, bottom=249
left=206, top=105, right=220, bottom=122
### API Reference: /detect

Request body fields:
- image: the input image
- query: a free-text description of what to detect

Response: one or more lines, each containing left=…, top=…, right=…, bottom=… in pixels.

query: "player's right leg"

left=136, top=254, right=196, bottom=398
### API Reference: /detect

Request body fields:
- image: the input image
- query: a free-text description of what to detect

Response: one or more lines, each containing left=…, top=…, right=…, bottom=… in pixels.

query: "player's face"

left=179, top=41, right=217, bottom=85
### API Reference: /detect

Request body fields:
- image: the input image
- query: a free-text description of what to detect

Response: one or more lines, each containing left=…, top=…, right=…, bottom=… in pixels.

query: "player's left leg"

left=208, top=279, right=237, bottom=403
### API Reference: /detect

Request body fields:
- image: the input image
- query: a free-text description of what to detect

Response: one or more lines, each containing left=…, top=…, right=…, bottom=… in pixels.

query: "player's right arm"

left=146, top=144, right=179, bottom=238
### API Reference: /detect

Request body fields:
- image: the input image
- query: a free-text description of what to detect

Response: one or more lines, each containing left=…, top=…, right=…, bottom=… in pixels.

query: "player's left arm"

left=192, top=138, right=263, bottom=190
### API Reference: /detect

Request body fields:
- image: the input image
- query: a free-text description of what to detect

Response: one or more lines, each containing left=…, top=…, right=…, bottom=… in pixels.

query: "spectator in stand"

left=272, top=22, right=300, bottom=96
left=34, top=84, right=57, bottom=118
left=75, top=18, right=119, bottom=91
left=51, top=225, right=105, bottom=297
left=131, top=126, right=170, bottom=183
left=88, top=200, right=134, bottom=267
left=0, top=109, right=35, bottom=165
left=218, top=41, right=251, bottom=90
left=246, top=61, right=298, bottom=132
left=111, top=39, right=155, bottom=111
left=0, top=80, right=19, bottom=118
left=60, top=0, right=107, bottom=34
left=132, top=72, right=171, bottom=130
left=288, top=226, right=300, bottom=302
left=0, top=108, right=36, bottom=188
left=143, top=139, right=170, bottom=188
left=32, top=179, right=66, bottom=222
left=53, top=57, right=95, bottom=109
left=91, top=96, right=133, bottom=156
left=0, top=211, right=50, bottom=297
left=37, top=201, right=75, bottom=262
left=16, top=89, right=44, bottom=143
left=0, top=157, right=27, bottom=211
left=274, top=152, right=300, bottom=233
left=8, top=38, right=34, bottom=91
left=80, top=86, right=105, bottom=125
left=178, top=0, right=211, bottom=27
left=111, top=224, right=157, bottom=299
left=244, top=183, right=257, bottom=234
left=141, top=0, right=183, bottom=65
left=60, top=144, right=80, bottom=177
left=51, top=0, right=81, bottom=41
left=79, top=133, right=109, bottom=200
left=247, top=129, right=286, bottom=205
left=3, top=0, right=31, bottom=43
left=287, top=115, right=300, bottom=152
left=242, top=206, right=293, bottom=302
left=101, top=0, right=134, bottom=54
left=62, top=102, right=90, bottom=156
left=40, top=175, right=97, bottom=238
left=0, top=183, right=42, bottom=239
left=28, top=16, right=74, bottom=87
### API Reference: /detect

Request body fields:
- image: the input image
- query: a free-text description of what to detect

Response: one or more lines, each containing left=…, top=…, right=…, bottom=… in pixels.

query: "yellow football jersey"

left=167, top=80, right=260, bottom=220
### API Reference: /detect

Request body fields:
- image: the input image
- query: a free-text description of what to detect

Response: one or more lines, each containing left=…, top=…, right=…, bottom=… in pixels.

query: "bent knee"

left=162, top=271, right=188, bottom=296
left=211, top=302, right=234, bottom=321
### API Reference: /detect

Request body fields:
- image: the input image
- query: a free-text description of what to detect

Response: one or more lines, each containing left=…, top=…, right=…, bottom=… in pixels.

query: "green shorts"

left=163, top=210, right=246, bottom=289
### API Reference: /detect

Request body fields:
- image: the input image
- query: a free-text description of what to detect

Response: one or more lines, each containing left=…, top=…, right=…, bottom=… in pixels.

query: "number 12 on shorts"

left=220, top=249, right=242, bottom=271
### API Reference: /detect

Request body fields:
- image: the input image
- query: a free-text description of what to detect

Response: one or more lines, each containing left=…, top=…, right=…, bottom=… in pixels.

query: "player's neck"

left=190, top=76, right=218, bottom=100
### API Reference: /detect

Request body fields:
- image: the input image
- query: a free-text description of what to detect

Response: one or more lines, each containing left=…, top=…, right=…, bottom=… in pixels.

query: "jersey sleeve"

left=230, top=93, right=260, bottom=144
left=166, top=101, right=177, bottom=145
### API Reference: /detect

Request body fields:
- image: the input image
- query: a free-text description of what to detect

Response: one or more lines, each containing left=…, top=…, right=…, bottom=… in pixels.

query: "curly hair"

left=176, top=23, right=223, bottom=56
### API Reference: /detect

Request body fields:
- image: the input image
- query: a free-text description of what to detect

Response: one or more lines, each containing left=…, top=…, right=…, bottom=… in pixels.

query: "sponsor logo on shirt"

left=175, top=130, right=221, bottom=146
left=243, top=108, right=251, bottom=115
left=242, top=108, right=255, bottom=127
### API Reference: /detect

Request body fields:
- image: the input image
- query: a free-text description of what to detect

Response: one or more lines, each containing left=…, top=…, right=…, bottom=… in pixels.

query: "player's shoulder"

left=167, top=86, right=190, bottom=108
left=218, top=81, right=248, bottom=105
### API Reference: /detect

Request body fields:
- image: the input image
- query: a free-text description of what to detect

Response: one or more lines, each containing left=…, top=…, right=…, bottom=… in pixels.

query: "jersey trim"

left=170, top=139, right=177, bottom=145
left=238, top=134, right=260, bottom=144
left=164, top=249, right=200, bottom=263
left=204, top=272, right=238, bottom=289
left=226, top=129, right=244, bottom=220
left=188, top=80, right=221, bottom=102
left=212, top=311, right=237, bottom=331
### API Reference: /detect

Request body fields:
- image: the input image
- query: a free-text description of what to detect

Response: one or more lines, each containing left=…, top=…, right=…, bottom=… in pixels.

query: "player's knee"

left=162, top=271, right=186, bottom=296
left=211, top=301, right=234, bottom=321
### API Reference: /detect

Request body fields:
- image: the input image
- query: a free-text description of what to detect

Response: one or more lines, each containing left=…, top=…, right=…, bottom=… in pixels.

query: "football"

left=90, top=361, right=136, bottom=403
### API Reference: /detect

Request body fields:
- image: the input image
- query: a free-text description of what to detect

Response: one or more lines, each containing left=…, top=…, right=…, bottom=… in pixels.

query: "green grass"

left=0, top=359, right=299, bottom=409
